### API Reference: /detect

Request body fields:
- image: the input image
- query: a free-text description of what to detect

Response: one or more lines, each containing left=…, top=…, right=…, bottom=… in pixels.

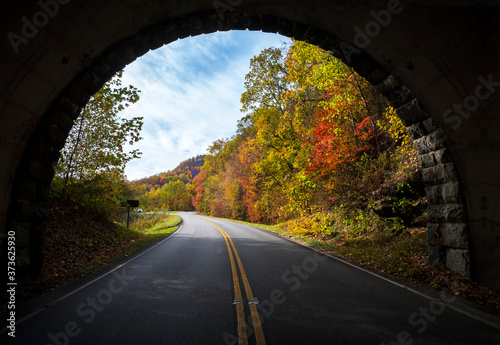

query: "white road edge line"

left=0, top=225, right=183, bottom=334
left=233, top=222, right=500, bottom=331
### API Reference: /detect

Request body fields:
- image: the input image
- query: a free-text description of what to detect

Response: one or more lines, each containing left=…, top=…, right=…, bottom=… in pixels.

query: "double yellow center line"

left=200, top=219, right=266, bottom=345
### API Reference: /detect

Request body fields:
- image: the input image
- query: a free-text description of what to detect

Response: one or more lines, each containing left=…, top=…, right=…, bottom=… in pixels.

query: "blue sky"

left=120, top=30, right=291, bottom=181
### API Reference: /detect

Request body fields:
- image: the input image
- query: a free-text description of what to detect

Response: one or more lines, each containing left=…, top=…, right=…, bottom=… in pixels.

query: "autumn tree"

left=193, top=40, right=414, bottom=231
left=239, top=44, right=321, bottom=221
left=52, top=71, right=143, bottom=217
left=56, top=71, right=142, bottom=185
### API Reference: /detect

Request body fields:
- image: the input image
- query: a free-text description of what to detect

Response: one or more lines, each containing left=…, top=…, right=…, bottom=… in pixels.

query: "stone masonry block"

left=422, top=163, right=459, bottom=185
left=446, top=248, right=471, bottom=277
left=408, top=122, right=428, bottom=140
left=413, top=129, right=447, bottom=155
left=426, top=182, right=462, bottom=205
left=110, top=43, right=138, bottom=71
left=47, top=123, right=69, bottom=149
left=441, top=182, right=462, bottom=203
left=51, top=111, right=74, bottom=133
left=440, top=223, right=469, bottom=249
left=419, top=151, right=437, bottom=169
left=422, top=118, right=438, bottom=133
left=58, top=97, right=80, bottom=119
left=418, top=148, right=454, bottom=170
left=427, top=204, right=466, bottom=223
left=227, top=12, right=249, bottom=31
left=397, top=99, right=429, bottom=126
left=428, top=222, right=469, bottom=249
left=425, top=184, right=439, bottom=204
left=427, top=223, right=439, bottom=245
left=390, top=86, right=413, bottom=108
left=408, top=118, right=440, bottom=140
left=175, top=18, right=194, bottom=37
left=376, top=74, right=403, bottom=99
left=365, top=68, right=390, bottom=86
left=433, top=148, right=454, bottom=165
left=66, top=83, right=92, bottom=108
left=330, top=40, right=356, bottom=64
left=73, top=70, right=103, bottom=97
left=428, top=244, right=445, bottom=266
left=88, top=59, right=115, bottom=85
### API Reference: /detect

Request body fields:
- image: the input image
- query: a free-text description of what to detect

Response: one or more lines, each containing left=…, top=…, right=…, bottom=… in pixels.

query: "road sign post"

left=126, top=200, right=139, bottom=229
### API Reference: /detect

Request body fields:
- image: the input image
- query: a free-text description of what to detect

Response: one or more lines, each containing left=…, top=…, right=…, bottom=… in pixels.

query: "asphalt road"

left=2, top=212, right=500, bottom=344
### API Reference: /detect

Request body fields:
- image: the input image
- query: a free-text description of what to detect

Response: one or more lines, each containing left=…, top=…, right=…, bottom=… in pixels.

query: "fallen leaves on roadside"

left=17, top=197, right=175, bottom=304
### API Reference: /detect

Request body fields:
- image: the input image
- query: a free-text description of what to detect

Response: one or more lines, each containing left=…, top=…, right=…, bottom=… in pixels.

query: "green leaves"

left=52, top=72, right=143, bottom=219
left=56, top=72, right=143, bottom=183
left=241, top=47, right=289, bottom=115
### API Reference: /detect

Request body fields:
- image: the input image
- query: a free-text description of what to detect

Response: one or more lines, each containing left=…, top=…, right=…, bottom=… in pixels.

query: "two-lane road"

left=2, top=212, right=500, bottom=344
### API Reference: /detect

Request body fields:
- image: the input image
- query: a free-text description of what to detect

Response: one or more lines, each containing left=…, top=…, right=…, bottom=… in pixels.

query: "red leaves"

left=356, top=115, right=373, bottom=133
left=307, top=109, right=353, bottom=178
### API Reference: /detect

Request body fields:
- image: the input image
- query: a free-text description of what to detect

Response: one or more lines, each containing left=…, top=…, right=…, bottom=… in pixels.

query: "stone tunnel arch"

left=1, top=1, right=499, bottom=291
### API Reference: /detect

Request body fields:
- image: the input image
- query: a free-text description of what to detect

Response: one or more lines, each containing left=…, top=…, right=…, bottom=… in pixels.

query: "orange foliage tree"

left=192, top=40, right=413, bottom=225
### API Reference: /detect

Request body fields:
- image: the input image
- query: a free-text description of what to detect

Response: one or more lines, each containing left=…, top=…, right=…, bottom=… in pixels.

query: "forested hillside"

left=192, top=40, right=426, bottom=236
left=40, top=41, right=500, bottom=308
left=128, top=155, right=205, bottom=211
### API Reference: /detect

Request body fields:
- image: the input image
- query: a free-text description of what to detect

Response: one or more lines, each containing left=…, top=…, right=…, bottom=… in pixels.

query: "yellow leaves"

left=377, top=106, right=413, bottom=155
left=192, top=38, right=422, bottom=231
left=280, top=211, right=335, bottom=237
left=333, top=127, right=344, bottom=136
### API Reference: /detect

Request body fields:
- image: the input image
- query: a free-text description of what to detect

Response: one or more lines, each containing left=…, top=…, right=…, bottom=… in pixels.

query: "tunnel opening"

left=2, top=4, right=490, bottom=291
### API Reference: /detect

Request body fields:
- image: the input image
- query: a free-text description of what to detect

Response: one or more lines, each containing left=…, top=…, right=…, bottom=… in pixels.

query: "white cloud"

left=119, top=31, right=291, bottom=180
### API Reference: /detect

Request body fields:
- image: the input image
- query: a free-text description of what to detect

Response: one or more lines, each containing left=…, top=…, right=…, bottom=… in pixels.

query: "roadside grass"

left=211, top=215, right=500, bottom=308
left=126, top=212, right=182, bottom=247
left=16, top=200, right=182, bottom=305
